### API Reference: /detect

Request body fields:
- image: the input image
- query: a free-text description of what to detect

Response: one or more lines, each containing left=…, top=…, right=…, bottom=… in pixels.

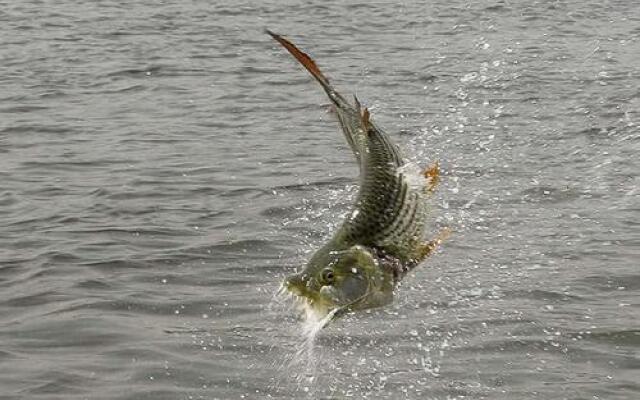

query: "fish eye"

left=321, top=268, right=334, bottom=284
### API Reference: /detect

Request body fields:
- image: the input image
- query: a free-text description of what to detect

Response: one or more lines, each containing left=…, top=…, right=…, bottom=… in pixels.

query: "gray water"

left=1, top=1, right=639, bottom=399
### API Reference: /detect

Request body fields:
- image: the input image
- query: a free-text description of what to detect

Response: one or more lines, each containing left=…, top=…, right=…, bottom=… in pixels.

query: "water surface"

left=1, top=1, right=639, bottom=399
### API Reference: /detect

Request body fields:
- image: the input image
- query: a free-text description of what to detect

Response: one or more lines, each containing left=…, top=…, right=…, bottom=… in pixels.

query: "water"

left=1, top=1, right=638, bottom=399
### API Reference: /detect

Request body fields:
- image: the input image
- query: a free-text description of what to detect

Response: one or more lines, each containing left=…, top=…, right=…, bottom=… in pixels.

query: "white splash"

left=270, top=287, right=339, bottom=396
left=397, top=162, right=427, bottom=191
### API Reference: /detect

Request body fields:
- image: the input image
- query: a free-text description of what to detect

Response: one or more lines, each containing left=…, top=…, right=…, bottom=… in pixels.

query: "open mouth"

left=277, top=283, right=342, bottom=325
left=278, top=281, right=372, bottom=328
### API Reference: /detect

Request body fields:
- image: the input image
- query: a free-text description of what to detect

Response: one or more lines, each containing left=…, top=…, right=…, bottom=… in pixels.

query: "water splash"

left=397, top=161, right=428, bottom=191
left=293, top=306, right=339, bottom=395
left=269, top=287, right=339, bottom=396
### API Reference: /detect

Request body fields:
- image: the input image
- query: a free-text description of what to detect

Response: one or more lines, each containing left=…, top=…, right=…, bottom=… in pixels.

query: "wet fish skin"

left=268, top=31, right=447, bottom=320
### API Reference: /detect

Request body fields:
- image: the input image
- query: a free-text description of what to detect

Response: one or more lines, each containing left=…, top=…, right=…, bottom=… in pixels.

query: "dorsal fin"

left=361, top=107, right=372, bottom=133
left=354, top=95, right=372, bottom=133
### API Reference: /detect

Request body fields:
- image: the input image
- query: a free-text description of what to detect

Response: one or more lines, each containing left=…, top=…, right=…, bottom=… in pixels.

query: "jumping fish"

left=268, top=31, right=449, bottom=323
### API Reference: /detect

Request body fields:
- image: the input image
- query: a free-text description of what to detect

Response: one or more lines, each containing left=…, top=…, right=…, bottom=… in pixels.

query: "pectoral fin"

left=422, top=161, right=440, bottom=194
left=415, top=227, right=451, bottom=263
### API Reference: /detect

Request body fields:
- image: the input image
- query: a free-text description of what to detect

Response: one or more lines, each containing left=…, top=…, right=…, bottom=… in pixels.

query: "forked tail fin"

left=266, top=30, right=332, bottom=90
left=267, top=30, right=368, bottom=164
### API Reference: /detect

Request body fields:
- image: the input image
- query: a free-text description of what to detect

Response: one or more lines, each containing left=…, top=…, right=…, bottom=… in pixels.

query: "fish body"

left=268, top=31, right=447, bottom=320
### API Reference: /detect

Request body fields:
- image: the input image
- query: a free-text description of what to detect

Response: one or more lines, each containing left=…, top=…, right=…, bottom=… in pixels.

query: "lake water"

left=1, top=1, right=638, bottom=399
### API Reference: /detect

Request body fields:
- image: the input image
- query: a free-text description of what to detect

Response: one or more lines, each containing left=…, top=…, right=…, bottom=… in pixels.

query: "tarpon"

left=268, top=31, right=448, bottom=322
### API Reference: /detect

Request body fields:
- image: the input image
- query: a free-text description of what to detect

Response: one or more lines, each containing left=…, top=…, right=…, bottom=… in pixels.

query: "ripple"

left=568, top=329, right=640, bottom=347
left=519, top=185, right=588, bottom=204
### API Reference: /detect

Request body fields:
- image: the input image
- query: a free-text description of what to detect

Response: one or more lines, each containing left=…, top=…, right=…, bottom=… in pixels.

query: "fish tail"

left=267, top=30, right=365, bottom=161
left=266, top=30, right=332, bottom=90
left=266, top=30, right=359, bottom=115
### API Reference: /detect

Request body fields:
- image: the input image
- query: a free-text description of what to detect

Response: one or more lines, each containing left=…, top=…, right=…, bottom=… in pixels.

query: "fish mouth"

left=280, top=271, right=375, bottom=327
left=290, top=288, right=335, bottom=318
left=280, top=282, right=371, bottom=327
left=278, top=282, right=341, bottom=324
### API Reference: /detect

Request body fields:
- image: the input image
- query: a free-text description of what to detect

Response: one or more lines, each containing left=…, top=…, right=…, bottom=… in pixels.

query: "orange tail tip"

left=266, top=30, right=330, bottom=86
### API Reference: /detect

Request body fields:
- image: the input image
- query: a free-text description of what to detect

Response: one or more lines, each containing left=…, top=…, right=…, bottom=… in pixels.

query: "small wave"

left=1, top=124, right=73, bottom=135
left=0, top=105, right=49, bottom=113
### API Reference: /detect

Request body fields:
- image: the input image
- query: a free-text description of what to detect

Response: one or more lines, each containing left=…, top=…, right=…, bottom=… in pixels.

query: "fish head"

left=284, top=245, right=392, bottom=319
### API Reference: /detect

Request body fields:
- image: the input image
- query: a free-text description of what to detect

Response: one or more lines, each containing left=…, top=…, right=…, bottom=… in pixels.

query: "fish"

left=267, top=31, right=449, bottom=324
